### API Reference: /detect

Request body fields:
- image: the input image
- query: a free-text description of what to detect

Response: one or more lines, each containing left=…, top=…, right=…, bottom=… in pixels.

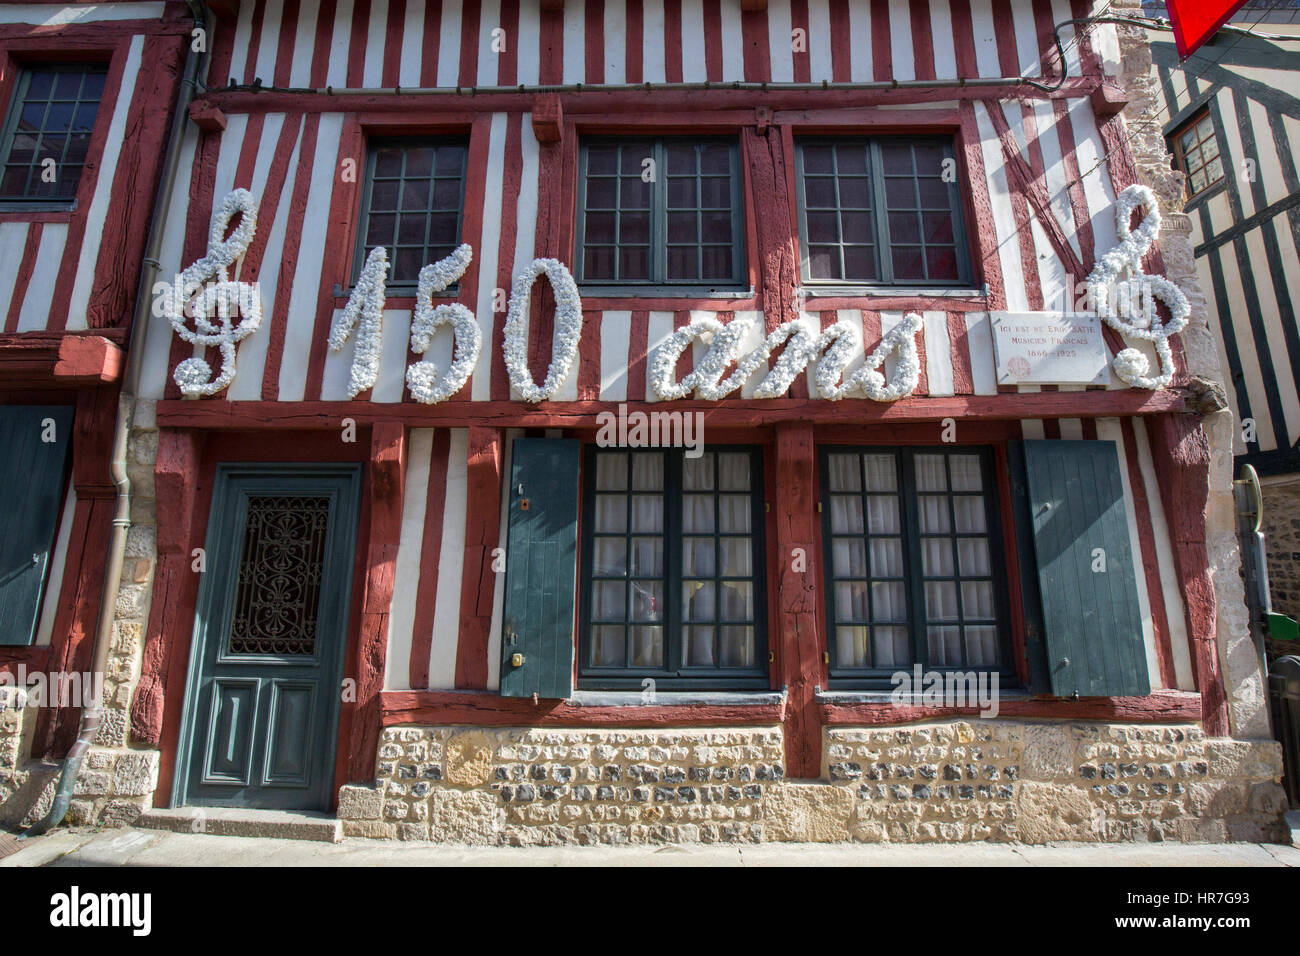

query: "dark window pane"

left=619, top=211, right=650, bottom=244
left=701, top=211, right=732, bottom=243
left=667, top=177, right=696, bottom=208
left=432, top=178, right=461, bottom=209
left=916, top=177, right=950, bottom=209
left=585, top=246, right=616, bottom=279
left=699, top=176, right=731, bottom=208
left=891, top=246, right=925, bottom=280
left=1, top=65, right=105, bottom=202
left=842, top=245, right=876, bottom=281
left=700, top=145, right=731, bottom=174
left=803, top=145, right=834, bottom=174
left=397, top=214, right=427, bottom=244
left=880, top=145, right=913, bottom=175
left=806, top=211, right=840, bottom=244
left=922, top=212, right=954, bottom=244
left=926, top=247, right=959, bottom=280
left=667, top=246, right=698, bottom=280
left=619, top=176, right=650, bottom=209
left=370, top=179, right=399, bottom=210
left=666, top=144, right=697, bottom=175
left=808, top=246, right=840, bottom=280
left=587, top=147, right=617, bottom=174
left=374, top=149, right=402, bottom=177
left=394, top=247, right=423, bottom=281
left=434, top=145, right=464, bottom=176
left=667, top=211, right=697, bottom=244
left=835, top=146, right=868, bottom=175
left=400, top=179, right=429, bottom=211
left=804, top=177, right=837, bottom=208
left=841, top=211, right=873, bottom=244
left=701, top=246, right=731, bottom=279
left=621, top=145, right=652, bottom=174
left=912, top=145, right=945, bottom=177
left=889, top=211, right=920, bottom=244
left=585, top=211, right=617, bottom=244
left=837, top=177, right=871, bottom=209
left=404, top=147, right=433, bottom=178
left=586, top=177, right=617, bottom=208
left=885, top=177, right=916, bottom=209
left=358, top=140, right=467, bottom=283
left=619, top=246, right=650, bottom=279
left=366, top=213, right=396, bottom=246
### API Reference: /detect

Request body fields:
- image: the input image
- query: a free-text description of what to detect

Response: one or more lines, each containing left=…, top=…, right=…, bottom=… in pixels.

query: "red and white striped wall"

left=0, top=4, right=177, bottom=334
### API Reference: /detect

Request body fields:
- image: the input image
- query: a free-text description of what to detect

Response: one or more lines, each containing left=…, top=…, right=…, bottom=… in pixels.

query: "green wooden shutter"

left=500, top=438, right=581, bottom=699
left=1020, top=439, right=1150, bottom=697
left=0, top=406, right=74, bottom=646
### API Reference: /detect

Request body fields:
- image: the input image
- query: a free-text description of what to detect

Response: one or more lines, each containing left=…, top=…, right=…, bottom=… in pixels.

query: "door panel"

left=177, top=465, right=361, bottom=811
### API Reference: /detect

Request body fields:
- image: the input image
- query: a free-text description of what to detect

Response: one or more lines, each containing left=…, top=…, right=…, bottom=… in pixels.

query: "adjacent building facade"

left=0, top=0, right=1289, bottom=844
left=1143, top=1, right=1300, bottom=635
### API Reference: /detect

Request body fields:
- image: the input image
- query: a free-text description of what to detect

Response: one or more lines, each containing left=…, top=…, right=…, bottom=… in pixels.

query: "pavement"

left=2, top=825, right=1299, bottom=866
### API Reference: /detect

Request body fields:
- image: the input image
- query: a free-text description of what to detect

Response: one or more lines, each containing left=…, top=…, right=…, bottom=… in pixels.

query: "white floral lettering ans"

left=1086, top=184, right=1189, bottom=390
left=167, top=188, right=262, bottom=397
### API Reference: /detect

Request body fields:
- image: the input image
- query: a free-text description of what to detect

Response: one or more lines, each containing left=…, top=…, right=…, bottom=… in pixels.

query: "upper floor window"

left=819, top=447, right=1011, bottom=685
left=795, top=137, right=971, bottom=287
left=0, top=64, right=107, bottom=203
left=1171, top=109, right=1224, bottom=200
left=579, top=447, right=767, bottom=688
left=355, top=139, right=468, bottom=286
left=576, top=137, right=745, bottom=289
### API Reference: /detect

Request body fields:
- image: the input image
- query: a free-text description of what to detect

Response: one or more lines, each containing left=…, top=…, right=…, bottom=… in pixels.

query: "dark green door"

left=177, top=465, right=361, bottom=810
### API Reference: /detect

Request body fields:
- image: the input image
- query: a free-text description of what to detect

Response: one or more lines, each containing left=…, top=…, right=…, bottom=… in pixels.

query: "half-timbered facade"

left=0, top=0, right=1288, bottom=843
left=1145, top=1, right=1300, bottom=628
left=0, top=1, right=189, bottom=816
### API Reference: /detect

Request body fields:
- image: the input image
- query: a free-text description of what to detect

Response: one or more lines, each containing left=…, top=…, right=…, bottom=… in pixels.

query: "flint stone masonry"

left=347, top=721, right=1289, bottom=845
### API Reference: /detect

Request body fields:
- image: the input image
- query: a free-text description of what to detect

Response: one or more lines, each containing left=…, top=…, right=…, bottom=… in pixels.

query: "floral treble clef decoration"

left=1086, top=184, right=1190, bottom=390
left=167, top=188, right=262, bottom=398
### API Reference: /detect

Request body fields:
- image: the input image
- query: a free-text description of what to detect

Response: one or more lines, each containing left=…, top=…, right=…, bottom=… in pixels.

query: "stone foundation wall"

left=0, top=408, right=163, bottom=831
left=340, top=721, right=1289, bottom=845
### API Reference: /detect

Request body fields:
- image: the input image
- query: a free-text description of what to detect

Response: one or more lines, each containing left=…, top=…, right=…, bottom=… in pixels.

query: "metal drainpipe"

left=25, top=1, right=210, bottom=838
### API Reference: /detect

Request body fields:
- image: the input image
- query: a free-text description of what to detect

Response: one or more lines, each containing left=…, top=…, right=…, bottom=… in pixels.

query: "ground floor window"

left=578, top=446, right=768, bottom=689
left=819, top=446, right=1012, bottom=686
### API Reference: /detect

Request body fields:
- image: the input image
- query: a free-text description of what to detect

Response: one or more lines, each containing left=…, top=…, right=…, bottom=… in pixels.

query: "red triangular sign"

left=1164, top=0, right=1250, bottom=58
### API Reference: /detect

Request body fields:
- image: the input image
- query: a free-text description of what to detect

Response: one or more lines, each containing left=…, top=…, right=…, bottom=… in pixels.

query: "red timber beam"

left=773, top=422, right=823, bottom=779
left=347, top=422, right=406, bottom=781
left=380, top=691, right=787, bottom=727
left=820, top=689, right=1203, bottom=725
left=131, top=430, right=203, bottom=764
left=33, top=387, right=120, bottom=755
left=455, top=426, right=504, bottom=689
left=155, top=389, right=1191, bottom=432
left=194, top=76, right=1111, bottom=116
left=1144, top=413, right=1230, bottom=736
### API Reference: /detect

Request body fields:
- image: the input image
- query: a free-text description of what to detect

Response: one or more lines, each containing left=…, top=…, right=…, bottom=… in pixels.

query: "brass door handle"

left=511, top=653, right=524, bottom=668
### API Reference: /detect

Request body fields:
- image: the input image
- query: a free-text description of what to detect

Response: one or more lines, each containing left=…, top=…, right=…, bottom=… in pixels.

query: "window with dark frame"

left=1171, top=109, right=1224, bottom=199
left=576, top=137, right=746, bottom=288
left=795, top=137, right=971, bottom=286
left=355, top=139, right=468, bottom=286
left=819, top=446, right=1012, bottom=686
left=579, top=446, right=767, bottom=688
left=0, top=64, right=107, bottom=203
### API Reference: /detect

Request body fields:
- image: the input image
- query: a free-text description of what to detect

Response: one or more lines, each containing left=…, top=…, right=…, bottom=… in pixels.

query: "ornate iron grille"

left=227, top=495, right=331, bottom=656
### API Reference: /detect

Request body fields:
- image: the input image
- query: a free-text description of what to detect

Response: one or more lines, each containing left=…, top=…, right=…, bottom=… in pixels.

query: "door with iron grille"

left=176, top=465, right=361, bottom=810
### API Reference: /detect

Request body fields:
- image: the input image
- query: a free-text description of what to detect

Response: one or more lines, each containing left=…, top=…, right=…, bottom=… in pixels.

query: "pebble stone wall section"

left=339, top=722, right=1288, bottom=845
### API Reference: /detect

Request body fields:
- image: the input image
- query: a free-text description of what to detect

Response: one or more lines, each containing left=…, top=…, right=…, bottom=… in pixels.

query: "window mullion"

left=869, top=140, right=891, bottom=283
left=614, top=144, right=625, bottom=282
left=653, top=139, right=667, bottom=285
left=666, top=449, right=683, bottom=678
left=900, top=448, right=927, bottom=670
left=944, top=453, right=967, bottom=668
